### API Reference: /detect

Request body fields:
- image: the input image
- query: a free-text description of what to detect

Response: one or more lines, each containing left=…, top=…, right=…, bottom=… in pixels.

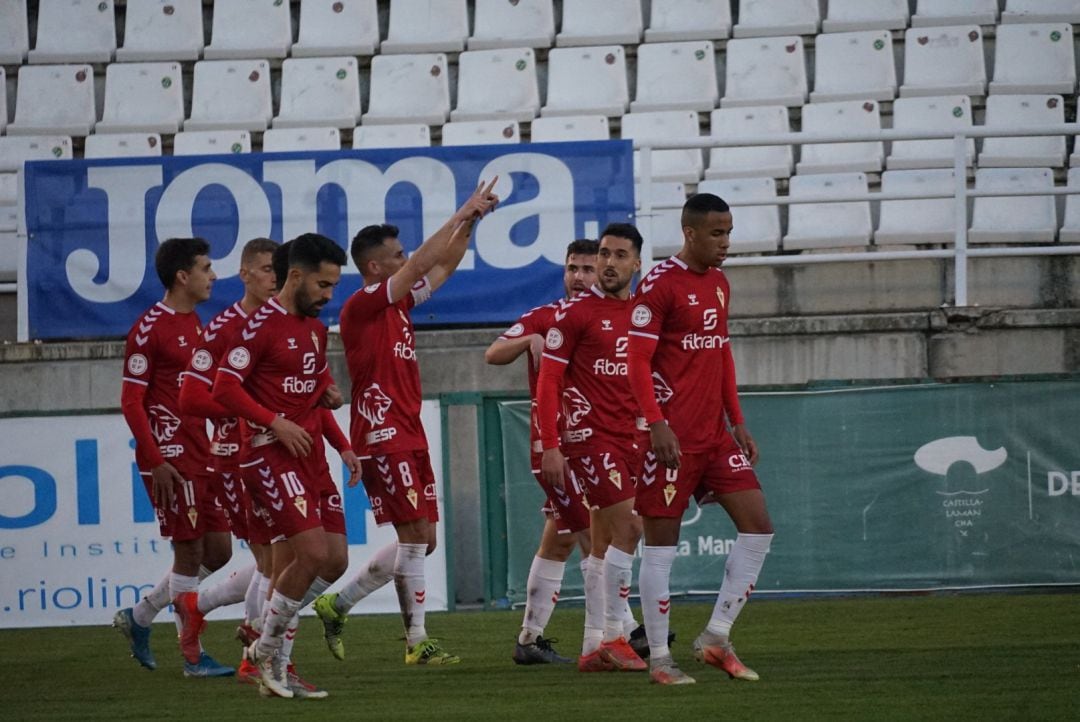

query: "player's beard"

left=599, top=270, right=628, bottom=295
left=295, top=285, right=326, bottom=318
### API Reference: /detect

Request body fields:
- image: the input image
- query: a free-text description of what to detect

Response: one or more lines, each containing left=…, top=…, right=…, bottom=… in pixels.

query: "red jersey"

left=339, top=276, right=433, bottom=457
left=498, top=301, right=559, bottom=467
left=217, top=297, right=329, bottom=438
left=122, top=302, right=209, bottom=471
left=539, top=286, right=638, bottom=455
left=186, top=301, right=250, bottom=463
left=628, top=256, right=740, bottom=453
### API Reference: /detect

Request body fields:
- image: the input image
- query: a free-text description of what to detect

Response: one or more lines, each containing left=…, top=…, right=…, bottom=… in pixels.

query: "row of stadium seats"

left=0, top=23, right=1075, bottom=137
left=2, top=0, right=1078, bottom=66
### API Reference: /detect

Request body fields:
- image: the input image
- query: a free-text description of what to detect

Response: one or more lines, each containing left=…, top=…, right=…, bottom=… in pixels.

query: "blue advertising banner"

left=22, top=141, right=634, bottom=340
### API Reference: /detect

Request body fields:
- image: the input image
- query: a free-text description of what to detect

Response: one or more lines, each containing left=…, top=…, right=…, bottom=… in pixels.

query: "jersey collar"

left=267, top=297, right=288, bottom=315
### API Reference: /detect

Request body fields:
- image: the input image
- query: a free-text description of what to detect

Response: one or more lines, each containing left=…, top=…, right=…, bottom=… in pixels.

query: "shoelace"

left=534, top=636, right=560, bottom=651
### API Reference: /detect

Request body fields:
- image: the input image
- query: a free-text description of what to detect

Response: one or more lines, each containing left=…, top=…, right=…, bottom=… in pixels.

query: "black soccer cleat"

left=513, top=636, right=573, bottom=665
left=628, top=624, right=676, bottom=660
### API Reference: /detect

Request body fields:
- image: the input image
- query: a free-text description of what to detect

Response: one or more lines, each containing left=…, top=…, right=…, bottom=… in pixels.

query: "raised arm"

left=427, top=178, right=500, bottom=292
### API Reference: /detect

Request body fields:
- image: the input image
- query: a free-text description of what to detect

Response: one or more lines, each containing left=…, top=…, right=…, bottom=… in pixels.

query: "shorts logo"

left=228, top=347, right=251, bottom=369
left=187, top=507, right=198, bottom=528
left=127, top=353, right=148, bottom=375
left=608, top=469, right=623, bottom=490
left=545, top=328, right=564, bottom=350
left=728, top=452, right=752, bottom=473
left=663, top=483, right=677, bottom=506
left=294, top=496, right=308, bottom=518
left=631, top=305, right=652, bottom=327
left=406, top=487, right=419, bottom=509
left=191, top=349, right=213, bottom=372
left=504, top=322, right=525, bottom=337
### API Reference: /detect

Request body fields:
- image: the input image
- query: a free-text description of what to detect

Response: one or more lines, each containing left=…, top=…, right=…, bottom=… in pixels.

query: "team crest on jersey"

left=561, top=387, right=592, bottom=426
left=631, top=305, right=652, bottom=327
left=609, top=469, right=623, bottom=490
left=148, top=404, right=181, bottom=443
left=358, top=383, right=393, bottom=426
left=716, top=287, right=726, bottom=309
left=545, top=328, right=564, bottom=350
left=191, top=349, right=213, bottom=372
left=228, top=347, right=251, bottom=370
left=663, top=483, right=677, bottom=506
left=504, top=322, right=525, bottom=337
left=311, top=331, right=320, bottom=354
left=127, top=353, right=148, bottom=376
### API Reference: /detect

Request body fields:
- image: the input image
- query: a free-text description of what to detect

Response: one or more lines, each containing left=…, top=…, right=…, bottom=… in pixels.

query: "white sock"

left=198, top=563, right=254, bottom=614
left=621, top=599, right=639, bottom=637
left=257, top=574, right=271, bottom=615
left=244, top=571, right=267, bottom=624
left=169, top=572, right=199, bottom=598
left=706, top=533, right=773, bottom=637
left=639, top=545, right=677, bottom=660
left=582, top=554, right=604, bottom=655
left=335, top=541, right=397, bottom=614
left=132, top=572, right=171, bottom=627
left=280, top=613, right=300, bottom=667
left=602, top=547, right=634, bottom=642
left=256, top=591, right=301, bottom=659
left=518, top=556, right=565, bottom=645
left=198, top=565, right=212, bottom=581
left=393, top=543, right=428, bottom=646
left=301, top=576, right=332, bottom=609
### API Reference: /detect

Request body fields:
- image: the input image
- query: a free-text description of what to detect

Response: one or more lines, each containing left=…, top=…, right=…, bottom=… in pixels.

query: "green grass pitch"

left=4, top=593, right=1076, bottom=720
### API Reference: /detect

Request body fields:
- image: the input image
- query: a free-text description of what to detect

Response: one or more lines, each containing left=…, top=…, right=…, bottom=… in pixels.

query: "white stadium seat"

left=0, top=135, right=73, bottom=172
left=912, top=0, right=998, bottom=27
left=0, top=68, right=6, bottom=134
left=0, top=173, right=17, bottom=232
left=451, top=48, right=541, bottom=122
left=275, top=57, right=362, bottom=129
left=382, top=0, right=468, bottom=54
left=8, top=65, right=96, bottom=137
left=989, top=24, right=1076, bottom=95
left=543, top=46, right=629, bottom=118
left=969, top=168, right=1056, bottom=243
left=557, top=0, right=642, bottom=47
left=293, top=0, right=380, bottom=57
left=822, top=0, right=909, bottom=33
left=469, top=0, right=555, bottom=50
left=84, top=133, right=163, bottom=159
left=784, top=172, right=873, bottom=250
left=1001, top=0, right=1080, bottom=24
left=352, top=124, right=432, bottom=149
left=645, top=0, right=731, bottom=42
left=262, top=127, right=342, bottom=152
left=722, top=36, right=808, bottom=107
left=29, top=0, right=115, bottom=64
left=734, top=0, right=820, bottom=38
left=980, top=95, right=1067, bottom=168
left=172, top=130, right=252, bottom=156
left=363, top=54, right=451, bottom=126
left=621, top=110, right=703, bottom=183
left=888, top=96, right=975, bottom=170
left=530, top=115, right=610, bottom=143
left=117, top=0, right=204, bottom=62
left=96, top=62, right=185, bottom=135
left=631, top=41, right=718, bottom=113
left=900, top=26, right=987, bottom=97
left=639, top=181, right=688, bottom=258
left=797, top=100, right=884, bottom=174
left=185, top=60, right=273, bottom=133
left=811, top=30, right=897, bottom=103
left=441, top=120, right=521, bottom=146
left=698, top=177, right=782, bottom=253
left=0, top=0, right=29, bottom=64
left=204, top=0, right=292, bottom=60
left=1058, top=168, right=1080, bottom=242
left=705, top=105, right=793, bottom=180
left=876, top=169, right=957, bottom=245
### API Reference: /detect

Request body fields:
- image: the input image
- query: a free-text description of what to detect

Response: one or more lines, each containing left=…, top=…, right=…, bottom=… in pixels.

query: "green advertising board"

left=495, top=379, right=1080, bottom=603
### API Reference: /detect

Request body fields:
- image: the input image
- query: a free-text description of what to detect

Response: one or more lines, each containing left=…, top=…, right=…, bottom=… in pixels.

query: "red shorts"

left=635, top=439, right=760, bottom=519
left=361, top=450, right=439, bottom=527
left=566, top=448, right=637, bottom=511
left=139, top=465, right=220, bottom=542
left=239, top=444, right=345, bottom=539
left=209, top=466, right=250, bottom=540
left=532, top=470, right=591, bottom=534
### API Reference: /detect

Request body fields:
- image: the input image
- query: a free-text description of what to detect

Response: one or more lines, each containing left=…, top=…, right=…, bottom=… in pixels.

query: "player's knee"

left=323, top=553, right=348, bottom=582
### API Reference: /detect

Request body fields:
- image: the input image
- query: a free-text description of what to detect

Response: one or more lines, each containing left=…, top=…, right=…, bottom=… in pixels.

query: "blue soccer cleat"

left=113, top=608, right=156, bottom=671
left=183, top=652, right=236, bottom=678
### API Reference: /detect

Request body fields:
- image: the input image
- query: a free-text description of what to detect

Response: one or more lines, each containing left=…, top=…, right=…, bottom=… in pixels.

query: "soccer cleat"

left=692, top=632, right=760, bottom=681
left=405, top=638, right=461, bottom=665
left=577, top=648, right=615, bottom=672
left=286, top=664, right=329, bottom=699
left=112, top=607, right=157, bottom=671
left=245, top=642, right=293, bottom=699
left=173, top=592, right=206, bottom=664
left=235, top=623, right=259, bottom=646
left=183, top=652, right=236, bottom=678
left=628, top=624, right=676, bottom=660
left=237, top=658, right=261, bottom=685
left=312, top=593, right=348, bottom=661
left=512, top=636, right=572, bottom=665
left=649, top=655, right=696, bottom=685
left=598, top=637, right=648, bottom=671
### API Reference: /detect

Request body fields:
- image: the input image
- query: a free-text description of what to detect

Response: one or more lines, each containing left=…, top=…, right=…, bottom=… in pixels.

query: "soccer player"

left=114, top=237, right=234, bottom=677
left=484, top=240, right=598, bottom=665
left=212, top=233, right=351, bottom=698
left=313, top=180, right=499, bottom=665
left=627, top=193, right=774, bottom=685
left=537, top=224, right=647, bottom=672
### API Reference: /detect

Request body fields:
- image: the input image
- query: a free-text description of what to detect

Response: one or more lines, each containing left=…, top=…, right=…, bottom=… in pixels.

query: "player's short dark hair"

left=155, top=237, right=210, bottom=289
left=272, top=240, right=292, bottom=290
left=241, top=237, right=279, bottom=266
left=682, top=192, right=731, bottom=228
left=565, top=239, right=598, bottom=259
left=288, top=233, right=346, bottom=273
left=599, top=223, right=643, bottom=255
left=350, top=223, right=399, bottom=270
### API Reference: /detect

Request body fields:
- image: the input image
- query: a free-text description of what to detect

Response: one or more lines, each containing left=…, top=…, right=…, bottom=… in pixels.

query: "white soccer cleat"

left=245, top=642, right=293, bottom=699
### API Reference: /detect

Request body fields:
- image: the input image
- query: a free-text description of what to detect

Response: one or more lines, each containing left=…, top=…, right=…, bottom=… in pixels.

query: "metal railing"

left=635, top=123, right=1080, bottom=307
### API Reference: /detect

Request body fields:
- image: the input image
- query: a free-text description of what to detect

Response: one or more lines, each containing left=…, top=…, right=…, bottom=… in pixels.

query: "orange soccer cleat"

left=597, top=637, right=647, bottom=671
left=692, top=632, right=760, bottom=681
left=577, top=648, right=615, bottom=672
